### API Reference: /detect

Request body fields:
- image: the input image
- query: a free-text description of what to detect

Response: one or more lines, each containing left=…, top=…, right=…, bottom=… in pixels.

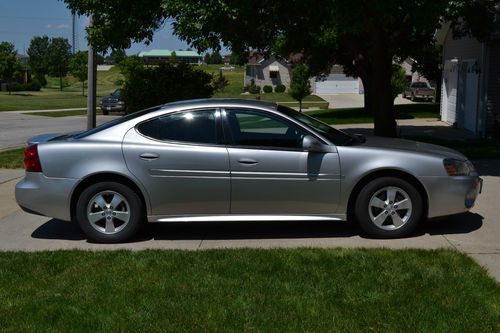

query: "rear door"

left=122, top=108, right=230, bottom=216
left=223, top=108, right=341, bottom=215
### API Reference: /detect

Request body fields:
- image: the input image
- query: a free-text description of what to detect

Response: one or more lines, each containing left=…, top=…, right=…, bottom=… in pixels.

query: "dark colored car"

left=100, top=89, right=126, bottom=115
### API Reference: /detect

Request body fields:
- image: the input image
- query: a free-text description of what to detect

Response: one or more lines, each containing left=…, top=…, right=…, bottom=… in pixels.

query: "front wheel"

left=75, top=182, right=144, bottom=243
left=354, top=177, right=423, bottom=238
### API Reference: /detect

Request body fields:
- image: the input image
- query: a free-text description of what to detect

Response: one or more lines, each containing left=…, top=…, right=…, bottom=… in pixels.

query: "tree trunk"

left=299, top=99, right=302, bottom=112
left=59, top=75, right=63, bottom=91
left=82, top=81, right=85, bottom=96
left=366, top=30, right=397, bottom=137
left=361, top=77, right=372, bottom=116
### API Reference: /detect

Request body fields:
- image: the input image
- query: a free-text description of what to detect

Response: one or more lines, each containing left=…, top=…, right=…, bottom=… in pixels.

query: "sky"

left=0, top=0, right=193, bottom=55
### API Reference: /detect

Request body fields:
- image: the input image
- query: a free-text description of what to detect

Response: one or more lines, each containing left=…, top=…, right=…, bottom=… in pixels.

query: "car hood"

left=27, top=131, right=84, bottom=145
left=359, top=136, right=467, bottom=160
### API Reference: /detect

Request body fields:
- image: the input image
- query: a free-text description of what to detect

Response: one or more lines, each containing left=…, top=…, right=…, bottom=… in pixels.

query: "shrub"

left=263, top=85, right=273, bottom=93
left=8, top=79, right=42, bottom=92
left=114, top=79, right=124, bottom=86
left=249, top=85, right=261, bottom=94
left=275, top=84, right=286, bottom=93
left=122, top=62, right=215, bottom=113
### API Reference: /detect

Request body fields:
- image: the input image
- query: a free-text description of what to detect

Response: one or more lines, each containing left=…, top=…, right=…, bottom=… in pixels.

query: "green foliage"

left=106, top=49, right=126, bottom=65
left=391, top=64, right=408, bottom=100
left=114, top=79, right=124, bottom=86
left=122, top=62, right=215, bottom=112
left=117, top=55, right=144, bottom=78
left=0, top=42, right=23, bottom=81
left=204, top=50, right=223, bottom=64
left=289, top=64, right=311, bottom=111
left=212, top=70, right=229, bottom=92
left=249, top=84, right=261, bottom=94
left=274, top=84, right=286, bottom=93
left=62, top=0, right=498, bottom=136
left=27, top=36, right=50, bottom=86
left=68, top=51, right=88, bottom=96
left=45, top=37, right=72, bottom=91
left=229, top=51, right=246, bottom=65
left=263, top=85, right=273, bottom=93
left=8, top=79, right=42, bottom=92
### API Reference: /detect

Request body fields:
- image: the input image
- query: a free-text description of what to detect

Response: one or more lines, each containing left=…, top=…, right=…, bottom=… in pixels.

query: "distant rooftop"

left=138, top=49, right=202, bottom=58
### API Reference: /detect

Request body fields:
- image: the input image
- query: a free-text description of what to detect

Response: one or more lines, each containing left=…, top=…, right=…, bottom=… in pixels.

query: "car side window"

left=137, top=109, right=219, bottom=145
left=225, top=109, right=308, bottom=149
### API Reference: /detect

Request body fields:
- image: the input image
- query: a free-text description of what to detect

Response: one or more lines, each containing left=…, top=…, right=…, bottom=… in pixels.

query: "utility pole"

left=87, top=14, right=97, bottom=130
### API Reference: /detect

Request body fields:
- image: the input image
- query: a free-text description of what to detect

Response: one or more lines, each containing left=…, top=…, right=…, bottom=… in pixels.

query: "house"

left=244, top=54, right=291, bottom=88
left=436, top=22, right=500, bottom=138
left=138, top=49, right=203, bottom=65
left=311, top=65, right=362, bottom=94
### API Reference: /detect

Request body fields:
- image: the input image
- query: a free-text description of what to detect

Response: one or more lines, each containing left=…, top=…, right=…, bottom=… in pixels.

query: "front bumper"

left=100, top=104, right=126, bottom=112
left=15, top=172, right=79, bottom=221
left=421, top=175, right=482, bottom=218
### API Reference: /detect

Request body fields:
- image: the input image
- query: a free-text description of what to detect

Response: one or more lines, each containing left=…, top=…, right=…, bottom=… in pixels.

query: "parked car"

left=16, top=99, right=482, bottom=243
left=403, top=82, right=435, bottom=102
left=100, top=89, right=126, bottom=115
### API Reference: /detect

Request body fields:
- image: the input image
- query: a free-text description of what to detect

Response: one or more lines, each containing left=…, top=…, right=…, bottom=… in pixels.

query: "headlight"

left=117, top=101, right=125, bottom=105
left=443, top=158, right=474, bottom=176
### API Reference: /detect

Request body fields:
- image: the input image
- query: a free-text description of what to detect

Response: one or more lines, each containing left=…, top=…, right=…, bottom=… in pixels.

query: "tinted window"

left=411, top=82, right=428, bottom=88
left=225, top=109, right=308, bottom=149
left=137, top=109, right=219, bottom=145
left=277, top=105, right=352, bottom=145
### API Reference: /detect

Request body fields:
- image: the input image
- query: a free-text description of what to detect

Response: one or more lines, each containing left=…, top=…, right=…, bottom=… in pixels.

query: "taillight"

left=24, top=144, right=42, bottom=172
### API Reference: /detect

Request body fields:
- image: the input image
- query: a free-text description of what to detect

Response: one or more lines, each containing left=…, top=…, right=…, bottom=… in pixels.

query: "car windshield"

left=411, top=82, right=428, bottom=88
left=111, top=89, right=121, bottom=97
left=73, top=105, right=163, bottom=139
left=277, top=105, right=354, bottom=145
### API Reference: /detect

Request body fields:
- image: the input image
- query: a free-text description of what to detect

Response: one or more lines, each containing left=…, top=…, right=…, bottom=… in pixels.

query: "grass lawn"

left=309, top=103, right=440, bottom=125
left=0, top=249, right=498, bottom=332
left=0, top=148, right=24, bottom=169
left=0, top=67, right=122, bottom=111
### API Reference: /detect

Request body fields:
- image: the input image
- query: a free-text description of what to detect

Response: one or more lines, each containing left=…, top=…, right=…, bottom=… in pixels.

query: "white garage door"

left=441, top=59, right=458, bottom=124
left=315, top=74, right=359, bottom=94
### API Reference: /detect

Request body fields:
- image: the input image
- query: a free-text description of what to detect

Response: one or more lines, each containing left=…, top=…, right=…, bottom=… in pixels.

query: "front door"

left=223, top=108, right=341, bottom=215
left=122, top=109, right=230, bottom=216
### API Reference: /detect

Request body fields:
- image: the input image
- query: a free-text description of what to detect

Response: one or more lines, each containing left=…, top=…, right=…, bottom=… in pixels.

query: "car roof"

left=158, top=98, right=278, bottom=111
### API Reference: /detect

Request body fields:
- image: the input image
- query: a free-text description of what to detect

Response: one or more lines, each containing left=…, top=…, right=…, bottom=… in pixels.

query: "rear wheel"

left=354, top=177, right=423, bottom=238
left=75, top=182, right=144, bottom=243
left=102, top=109, right=109, bottom=115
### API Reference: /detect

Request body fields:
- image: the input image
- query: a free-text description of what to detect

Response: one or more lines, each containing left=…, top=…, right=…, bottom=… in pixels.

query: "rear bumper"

left=15, top=172, right=79, bottom=221
left=421, top=175, right=482, bottom=218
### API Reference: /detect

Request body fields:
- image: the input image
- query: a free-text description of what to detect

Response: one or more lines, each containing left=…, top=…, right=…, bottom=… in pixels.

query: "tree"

left=212, top=70, right=229, bottom=92
left=105, top=49, right=126, bottom=65
left=64, top=0, right=499, bottom=136
left=118, top=55, right=144, bottom=78
left=229, top=51, right=246, bottom=66
left=288, top=64, right=311, bottom=112
left=391, top=65, right=408, bottom=101
left=205, top=51, right=223, bottom=64
left=46, top=37, right=71, bottom=91
left=0, top=42, right=22, bottom=82
left=121, top=62, right=214, bottom=112
left=69, top=51, right=88, bottom=96
left=27, top=36, right=50, bottom=86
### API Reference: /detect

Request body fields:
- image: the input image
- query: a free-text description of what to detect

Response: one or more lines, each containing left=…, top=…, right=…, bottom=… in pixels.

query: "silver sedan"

left=16, top=99, right=482, bottom=243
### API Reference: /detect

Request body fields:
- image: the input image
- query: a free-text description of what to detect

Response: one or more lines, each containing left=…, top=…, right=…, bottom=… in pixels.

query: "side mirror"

left=302, top=135, right=331, bottom=153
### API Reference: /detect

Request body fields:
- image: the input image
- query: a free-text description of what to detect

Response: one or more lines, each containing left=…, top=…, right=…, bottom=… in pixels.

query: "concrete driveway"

left=0, top=160, right=498, bottom=281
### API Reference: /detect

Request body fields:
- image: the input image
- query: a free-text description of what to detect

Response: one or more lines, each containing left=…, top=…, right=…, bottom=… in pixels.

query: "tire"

left=410, top=94, right=415, bottom=102
left=102, top=109, right=109, bottom=115
left=75, top=182, right=144, bottom=243
left=354, top=177, right=423, bottom=238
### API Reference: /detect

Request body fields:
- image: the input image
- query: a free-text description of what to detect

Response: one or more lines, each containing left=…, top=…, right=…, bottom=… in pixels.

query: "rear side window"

left=137, top=109, right=219, bottom=145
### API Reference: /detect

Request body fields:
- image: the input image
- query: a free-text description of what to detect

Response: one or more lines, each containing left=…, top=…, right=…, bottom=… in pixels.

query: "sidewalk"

left=4, top=107, right=87, bottom=114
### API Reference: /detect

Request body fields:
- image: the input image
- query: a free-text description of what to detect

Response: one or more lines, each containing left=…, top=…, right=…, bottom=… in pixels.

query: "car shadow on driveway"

left=31, top=212, right=483, bottom=243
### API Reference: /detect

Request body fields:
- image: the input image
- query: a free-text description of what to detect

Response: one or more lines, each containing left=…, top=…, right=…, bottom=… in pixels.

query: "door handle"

left=238, top=158, right=258, bottom=165
left=139, top=152, right=160, bottom=160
